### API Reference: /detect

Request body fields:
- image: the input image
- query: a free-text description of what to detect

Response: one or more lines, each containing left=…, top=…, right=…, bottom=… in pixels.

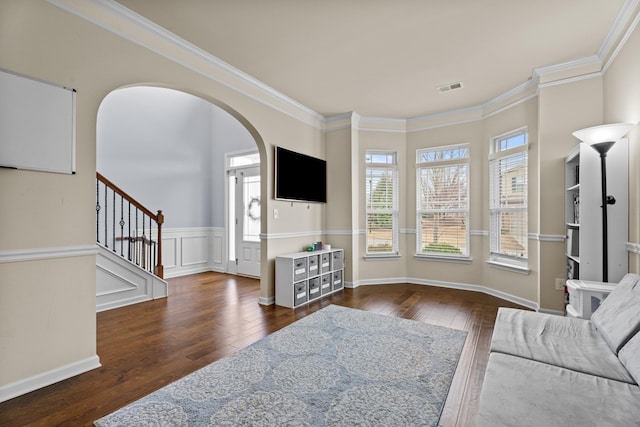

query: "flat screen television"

left=275, top=146, right=326, bottom=203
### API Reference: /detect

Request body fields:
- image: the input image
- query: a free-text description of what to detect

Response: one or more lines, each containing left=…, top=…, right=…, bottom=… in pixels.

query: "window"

left=365, top=151, right=399, bottom=255
left=489, top=128, right=528, bottom=268
left=416, top=144, right=469, bottom=257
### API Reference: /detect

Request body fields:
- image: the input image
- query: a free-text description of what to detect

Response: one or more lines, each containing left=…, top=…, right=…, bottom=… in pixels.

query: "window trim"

left=488, top=128, right=528, bottom=269
left=416, top=143, right=470, bottom=259
left=365, top=150, right=399, bottom=256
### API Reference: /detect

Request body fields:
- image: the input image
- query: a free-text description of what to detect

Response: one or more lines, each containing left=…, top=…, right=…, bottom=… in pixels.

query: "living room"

left=1, top=0, right=639, bottom=422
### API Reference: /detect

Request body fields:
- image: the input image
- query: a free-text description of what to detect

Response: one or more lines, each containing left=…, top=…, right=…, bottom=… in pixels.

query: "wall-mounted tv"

left=275, top=146, right=326, bottom=203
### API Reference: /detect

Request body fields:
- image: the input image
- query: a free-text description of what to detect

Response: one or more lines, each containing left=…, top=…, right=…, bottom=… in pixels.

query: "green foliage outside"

left=368, top=242, right=392, bottom=252
left=423, top=243, right=462, bottom=254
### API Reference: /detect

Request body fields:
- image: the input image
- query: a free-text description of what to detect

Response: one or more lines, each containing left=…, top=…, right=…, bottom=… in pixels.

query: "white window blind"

left=416, top=144, right=469, bottom=257
left=489, top=129, right=528, bottom=266
left=365, top=151, right=398, bottom=254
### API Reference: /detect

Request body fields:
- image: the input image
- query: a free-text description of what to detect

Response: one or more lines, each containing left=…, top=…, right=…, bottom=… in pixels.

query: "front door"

left=235, top=167, right=261, bottom=277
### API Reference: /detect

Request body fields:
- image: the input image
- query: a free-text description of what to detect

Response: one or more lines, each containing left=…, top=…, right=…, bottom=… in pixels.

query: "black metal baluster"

left=119, top=195, right=125, bottom=256
left=128, top=201, right=132, bottom=261
left=152, top=240, right=157, bottom=275
left=112, top=190, right=116, bottom=252
left=135, top=209, right=139, bottom=266
left=96, top=178, right=101, bottom=244
left=104, top=185, right=108, bottom=248
left=142, top=214, right=149, bottom=270
left=148, top=214, right=152, bottom=273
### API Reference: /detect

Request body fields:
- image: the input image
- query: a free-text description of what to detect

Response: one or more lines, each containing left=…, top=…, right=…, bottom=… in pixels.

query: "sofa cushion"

left=619, top=331, right=640, bottom=386
left=477, top=353, right=640, bottom=427
left=490, top=307, right=634, bottom=383
left=591, top=273, right=640, bottom=353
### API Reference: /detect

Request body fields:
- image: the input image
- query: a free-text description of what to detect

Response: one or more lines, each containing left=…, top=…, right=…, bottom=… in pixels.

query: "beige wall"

left=325, top=125, right=355, bottom=282
left=0, top=0, right=323, bottom=395
left=406, top=121, right=485, bottom=286
left=356, top=123, right=408, bottom=282
left=537, top=76, right=603, bottom=310
left=603, top=11, right=640, bottom=273
left=2, top=0, right=639, bottom=401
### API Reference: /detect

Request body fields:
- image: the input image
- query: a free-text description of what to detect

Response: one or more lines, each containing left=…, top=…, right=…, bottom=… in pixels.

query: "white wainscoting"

left=96, top=245, right=168, bottom=312
left=162, top=227, right=226, bottom=278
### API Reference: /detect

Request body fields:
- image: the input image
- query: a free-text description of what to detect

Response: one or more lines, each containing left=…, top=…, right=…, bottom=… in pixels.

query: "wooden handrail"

left=97, top=172, right=158, bottom=221
left=96, top=172, right=164, bottom=279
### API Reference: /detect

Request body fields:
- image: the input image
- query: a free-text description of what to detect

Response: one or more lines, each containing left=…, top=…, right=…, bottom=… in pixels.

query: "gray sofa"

left=477, top=273, right=640, bottom=426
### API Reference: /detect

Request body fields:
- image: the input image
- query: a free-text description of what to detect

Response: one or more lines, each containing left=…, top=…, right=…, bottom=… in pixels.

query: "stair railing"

left=96, top=172, right=164, bottom=279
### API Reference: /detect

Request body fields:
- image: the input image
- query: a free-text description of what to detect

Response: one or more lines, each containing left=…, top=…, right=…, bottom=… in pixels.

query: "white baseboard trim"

left=164, top=265, right=225, bottom=279
left=259, top=296, right=275, bottom=306
left=352, top=277, right=539, bottom=311
left=0, top=355, right=101, bottom=403
left=96, top=245, right=168, bottom=312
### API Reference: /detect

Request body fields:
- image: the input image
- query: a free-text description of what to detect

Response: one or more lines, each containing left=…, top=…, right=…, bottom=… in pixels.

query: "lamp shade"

left=572, top=123, right=636, bottom=146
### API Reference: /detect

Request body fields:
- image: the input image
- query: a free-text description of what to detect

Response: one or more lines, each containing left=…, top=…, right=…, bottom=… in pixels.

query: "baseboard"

left=164, top=265, right=225, bottom=279
left=352, top=277, right=539, bottom=311
left=0, top=355, right=101, bottom=403
left=259, top=296, right=275, bottom=306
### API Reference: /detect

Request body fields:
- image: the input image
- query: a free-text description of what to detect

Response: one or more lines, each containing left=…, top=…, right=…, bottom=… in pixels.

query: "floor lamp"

left=572, top=123, right=635, bottom=282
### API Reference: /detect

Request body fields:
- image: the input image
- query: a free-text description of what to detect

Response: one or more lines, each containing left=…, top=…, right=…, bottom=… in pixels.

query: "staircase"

left=95, top=172, right=168, bottom=312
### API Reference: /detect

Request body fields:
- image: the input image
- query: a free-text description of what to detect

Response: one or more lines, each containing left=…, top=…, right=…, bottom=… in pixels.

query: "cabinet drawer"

left=332, top=270, right=343, bottom=291
left=308, top=277, right=321, bottom=299
left=293, top=281, right=308, bottom=306
left=332, top=251, right=344, bottom=270
left=321, top=273, right=332, bottom=295
left=308, top=255, right=320, bottom=276
left=293, top=258, right=308, bottom=281
left=320, top=253, right=331, bottom=273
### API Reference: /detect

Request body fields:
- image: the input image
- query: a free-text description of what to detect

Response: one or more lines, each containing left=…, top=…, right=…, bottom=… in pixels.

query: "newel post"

left=155, top=210, right=164, bottom=279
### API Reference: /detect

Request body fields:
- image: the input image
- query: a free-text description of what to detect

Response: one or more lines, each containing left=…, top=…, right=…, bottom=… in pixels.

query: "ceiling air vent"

left=437, top=81, right=464, bottom=93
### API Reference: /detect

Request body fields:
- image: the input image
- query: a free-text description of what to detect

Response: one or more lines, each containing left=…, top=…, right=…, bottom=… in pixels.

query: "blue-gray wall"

left=97, top=86, right=256, bottom=228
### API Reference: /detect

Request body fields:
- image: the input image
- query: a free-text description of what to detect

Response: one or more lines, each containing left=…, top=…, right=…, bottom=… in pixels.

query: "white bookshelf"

left=275, top=249, right=344, bottom=308
left=564, top=140, right=628, bottom=286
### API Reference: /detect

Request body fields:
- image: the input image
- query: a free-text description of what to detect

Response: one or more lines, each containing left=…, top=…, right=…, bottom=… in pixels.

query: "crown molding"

left=537, top=71, right=603, bottom=90
left=603, top=0, right=640, bottom=73
left=48, top=0, right=325, bottom=128
left=599, top=0, right=640, bottom=60
left=49, top=0, right=639, bottom=129
left=533, top=55, right=601, bottom=82
left=352, top=115, right=407, bottom=133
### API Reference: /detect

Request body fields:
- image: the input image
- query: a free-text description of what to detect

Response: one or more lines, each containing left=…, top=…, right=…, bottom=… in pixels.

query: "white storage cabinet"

left=276, top=249, right=344, bottom=308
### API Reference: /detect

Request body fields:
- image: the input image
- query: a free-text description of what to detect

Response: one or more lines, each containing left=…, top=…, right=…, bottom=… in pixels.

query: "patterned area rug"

left=94, top=305, right=467, bottom=426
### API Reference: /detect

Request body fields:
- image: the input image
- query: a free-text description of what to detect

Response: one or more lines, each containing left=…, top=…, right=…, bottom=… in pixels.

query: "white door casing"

left=235, top=166, right=260, bottom=277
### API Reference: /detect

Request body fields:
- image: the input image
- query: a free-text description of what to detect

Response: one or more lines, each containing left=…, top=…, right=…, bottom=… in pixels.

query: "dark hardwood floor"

left=0, top=272, right=525, bottom=426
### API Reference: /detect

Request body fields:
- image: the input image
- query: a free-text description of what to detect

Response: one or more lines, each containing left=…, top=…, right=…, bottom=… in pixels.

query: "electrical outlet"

left=555, top=278, right=565, bottom=291
left=273, top=209, right=279, bottom=219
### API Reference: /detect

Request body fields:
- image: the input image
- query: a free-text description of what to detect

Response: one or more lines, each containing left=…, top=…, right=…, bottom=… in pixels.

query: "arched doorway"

left=97, top=85, right=264, bottom=280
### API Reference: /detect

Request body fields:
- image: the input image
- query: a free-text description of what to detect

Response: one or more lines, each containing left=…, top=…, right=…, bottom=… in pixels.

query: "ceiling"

left=117, top=0, right=626, bottom=119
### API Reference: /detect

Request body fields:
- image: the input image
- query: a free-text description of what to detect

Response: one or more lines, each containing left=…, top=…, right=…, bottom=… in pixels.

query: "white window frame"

left=416, top=143, right=470, bottom=259
left=365, top=151, right=399, bottom=256
left=488, top=127, right=529, bottom=272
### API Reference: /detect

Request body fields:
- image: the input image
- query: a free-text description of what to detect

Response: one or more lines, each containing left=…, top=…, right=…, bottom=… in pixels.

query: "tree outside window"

left=416, top=144, right=469, bottom=257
